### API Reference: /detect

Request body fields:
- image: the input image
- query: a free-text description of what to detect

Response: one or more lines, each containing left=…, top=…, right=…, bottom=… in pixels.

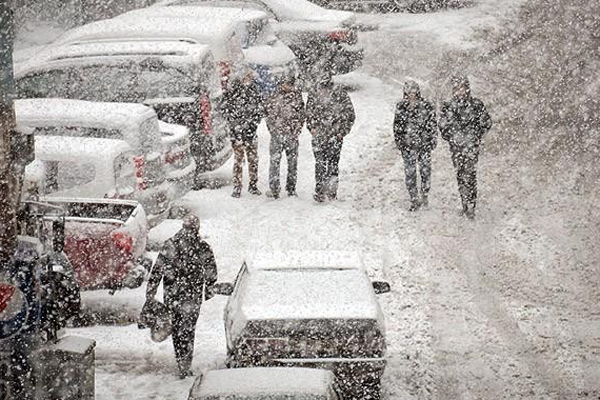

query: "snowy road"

left=53, top=0, right=600, bottom=398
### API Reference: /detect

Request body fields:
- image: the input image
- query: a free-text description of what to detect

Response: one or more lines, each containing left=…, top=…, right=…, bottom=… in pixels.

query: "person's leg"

left=451, top=150, right=468, bottom=214
left=268, top=134, right=283, bottom=197
left=312, top=136, right=326, bottom=201
left=464, top=157, right=478, bottom=219
left=326, top=137, right=343, bottom=200
left=285, top=136, right=300, bottom=196
left=246, top=140, right=261, bottom=194
left=231, top=142, right=245, bottom=197
left=402, top=149, right=419, bottom=210
left=172, top=304, right=201, bottom=378
left=418, top=150, right=432, bottom=207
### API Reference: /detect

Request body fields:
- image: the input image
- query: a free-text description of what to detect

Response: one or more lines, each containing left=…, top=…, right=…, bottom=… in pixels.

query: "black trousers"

left=269, top=133, right=299, bottom=194
left=451, top=148, right=480, bottom=211
left=312, top=135, right=343, bottom=198
left=171, top=301, right=201, bottom=374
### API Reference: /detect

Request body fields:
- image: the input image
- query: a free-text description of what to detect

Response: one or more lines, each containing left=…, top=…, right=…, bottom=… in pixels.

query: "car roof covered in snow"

left=33, top=135, right=132, bottom=165
left=119, top=5, right=266, bottom=22
left=193, top=367, right=335, bottom=397
left=15, top=99, right=156, bottom=132
left=55, top=16, right=240, bottom=47
left=15, top=40, right=212, bottom=78
left=236, top=252, right=383, bottom=323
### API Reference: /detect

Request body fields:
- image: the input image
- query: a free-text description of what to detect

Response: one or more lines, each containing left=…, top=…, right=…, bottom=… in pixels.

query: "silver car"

left=214, top=252, right=391, bottom=399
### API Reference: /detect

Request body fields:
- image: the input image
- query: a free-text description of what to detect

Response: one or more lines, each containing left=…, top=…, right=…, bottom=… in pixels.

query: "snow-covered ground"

left=15, top=0, right=599, bottom=398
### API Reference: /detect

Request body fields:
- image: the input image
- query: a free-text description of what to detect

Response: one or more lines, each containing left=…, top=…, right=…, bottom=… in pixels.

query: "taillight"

left=200, top=94, right=213, bottom=136
left=164, top=151, right=185, bottom=164
left=0, top=284, right=16, bottom=314
left=218, top=60, right=231, bottom=89
left=327, top=30, right=354, bottom=43
left=112, top=232, right=133, bottom=254
left=133, top=156, right=148, bottom=191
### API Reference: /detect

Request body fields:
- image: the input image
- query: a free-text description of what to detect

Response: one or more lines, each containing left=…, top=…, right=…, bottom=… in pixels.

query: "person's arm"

left=393, top=102, right=407, bottom=149
left=296, top=91, right=307, bottom=133
left=426, top=103, right=438, bottom=150
left=146, top=243, right=173, bottom=300
left=305, top=94, right=316, bottom=134
left=477, top=100, right=493, bottom=138
left=202, top=243, right=218, bottom=300
left=438, top=102, right=453, bottom=142
left=339, top=92, right=356, bottom=138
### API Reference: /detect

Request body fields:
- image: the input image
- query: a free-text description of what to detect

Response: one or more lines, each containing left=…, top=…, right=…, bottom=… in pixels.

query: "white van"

left=25, top=136, right=172, bottom=226
left=15, top=98, right=195, bottom=199
left=15, top=41, right=229, bottom=174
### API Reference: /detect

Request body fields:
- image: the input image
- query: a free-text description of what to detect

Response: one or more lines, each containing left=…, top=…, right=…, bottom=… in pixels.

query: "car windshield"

left=18, top=63, right=196, bottom=102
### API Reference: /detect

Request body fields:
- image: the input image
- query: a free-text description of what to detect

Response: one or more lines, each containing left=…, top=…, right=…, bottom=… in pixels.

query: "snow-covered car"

left=214, top=252, right=391, bottom=399
left=24, top=136, right=171, bottom=226
left=15, top=40, right=230, bottom=175
left=153, top=0, right=364, bottom=78
left=117, top=6, right=298, bottom=96
left=26, top=198, right=150, bottom=290
left=15, top=98, right=196, bottom=200
left=188, top=367, right=345, bottom=399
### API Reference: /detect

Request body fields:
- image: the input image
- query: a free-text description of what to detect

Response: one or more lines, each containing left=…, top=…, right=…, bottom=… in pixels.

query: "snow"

left=120, top=5, right=267, bottom=23
left=261, top=0, right=354, bottom=23
left=193, top=367, right=333, bottom=397
left=34, top=136, right=131, bottom=165
left=239, top=269, right=383, bottom=321
left=242, top=40, right=296, bottom=67
left=12, top=0, right=600, bottom=398
left=15, top=98, right=155, bottom=134
left=248, top=250, right=364, bottom=270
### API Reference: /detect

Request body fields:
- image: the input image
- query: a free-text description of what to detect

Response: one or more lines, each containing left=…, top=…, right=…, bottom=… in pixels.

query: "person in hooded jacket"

left=306, top=80, right=356, bottom=202
left=439, top=76, right=492, bottom=219
left=145, top=214, right=218, bottom=378
left=221, top=71, right=265, bottom=198
left=394, top=80, right=438, bottom=211
left=265, top=75, right=305, bottom=198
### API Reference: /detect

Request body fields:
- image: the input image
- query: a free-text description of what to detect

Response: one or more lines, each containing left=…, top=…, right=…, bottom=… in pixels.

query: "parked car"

left=15, top=98, right=196, bottom=200
left=24, top=135, right=171, bottom=226
left=311, top=0, right=455, bottom=13
left=153, top=0, right=364, bottom=79
left=213, top=252, right=391, bottom=399
left=188, top=367, right=345, bottom=399
left=117, top=6, right=299, bottom=96
left=21, top=198, right=149, bottom=291
left=15, top=40, right=230, bottom=174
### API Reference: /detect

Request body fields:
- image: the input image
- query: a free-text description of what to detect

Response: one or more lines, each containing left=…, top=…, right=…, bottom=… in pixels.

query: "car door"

left=224, top=262, right=249, bottom=350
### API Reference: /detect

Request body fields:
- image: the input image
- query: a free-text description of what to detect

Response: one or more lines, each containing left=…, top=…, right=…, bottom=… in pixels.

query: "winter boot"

left=232, top=186, right=242, bottom=198
left=421, top=194, right=429, bottom=209
left=313, top=193, right=326, bottom=203
left=287, top=190, right=298, bottom=197
left=408, top=199, right=420, bottom=212
left=266, top=190, right=280, bottom=199
left=248, top=185, right=262, bottom=196
left=327, top=176, right=339, bottom=201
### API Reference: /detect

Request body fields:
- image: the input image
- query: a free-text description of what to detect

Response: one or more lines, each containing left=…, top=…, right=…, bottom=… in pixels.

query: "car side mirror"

left=372, top=281, right=391, bottom=294
left=212, top=282, right=234, bottom=296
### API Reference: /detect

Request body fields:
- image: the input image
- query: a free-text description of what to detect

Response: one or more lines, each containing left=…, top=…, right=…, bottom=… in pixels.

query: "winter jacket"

left=393, top=98, right=438, bottom=152
left=306, top=86, right=356, bottom=139
left=146, top=229, right=218, bottom=309
left=266, top=88, right=306, bottom=137
left=221, top=80, right=265, bottom=142
left=439, top=96, right=492, bottom=152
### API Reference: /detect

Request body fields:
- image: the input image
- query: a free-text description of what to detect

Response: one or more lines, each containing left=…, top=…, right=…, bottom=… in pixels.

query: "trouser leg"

left=269, top=134, right=283, bottom=194
left=171, top=304, right=201, bottom=375
left=312, top=137, right=327, bottom=196
left=246, top=140, right=259, bottom=189
left=418, top=150, right=432, bottom=197
left=232, top=142, right=245, bottom=190
left=401, top=149, right=419, bottom=203
left=326, top=137, right=343, bottom=199
left=284, top=136, right=299, bottom=194
left=464, top=159, right=478, bottom=210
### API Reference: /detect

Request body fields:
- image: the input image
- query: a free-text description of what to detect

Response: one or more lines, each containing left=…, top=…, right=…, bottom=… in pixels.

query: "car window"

left=44, top=161, right=96, bottom=194
left=33, top=126, right=124, bottom=141
left=114, top=154, right=135, bottom=197
left=139, top=117, right=161, bottom=153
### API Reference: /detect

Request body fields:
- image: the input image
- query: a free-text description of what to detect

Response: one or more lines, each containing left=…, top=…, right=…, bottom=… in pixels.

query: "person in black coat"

left=439, top=76, right=492, bottom=219
left=394, top=80, right=438, bottom=211
left=221, top=71, right=265, bottom=198
left=145, top=214, right=218, bottom=378
left=306, top=80, right=356, bottom=202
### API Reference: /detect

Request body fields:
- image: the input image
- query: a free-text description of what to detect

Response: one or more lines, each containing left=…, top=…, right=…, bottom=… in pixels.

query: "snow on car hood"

left=262, top=0, right=355, bottom=24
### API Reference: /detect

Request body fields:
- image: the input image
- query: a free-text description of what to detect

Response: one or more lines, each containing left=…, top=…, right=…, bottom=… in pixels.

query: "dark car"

left=214, top=252, right=391, bottom=399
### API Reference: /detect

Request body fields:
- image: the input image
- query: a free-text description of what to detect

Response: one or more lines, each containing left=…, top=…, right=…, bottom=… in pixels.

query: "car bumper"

left=167, top=160, right=196, bottom=199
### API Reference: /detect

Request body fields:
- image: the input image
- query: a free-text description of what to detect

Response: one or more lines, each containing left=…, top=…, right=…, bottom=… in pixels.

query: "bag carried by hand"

left=138, top=298, right=172, bottom=343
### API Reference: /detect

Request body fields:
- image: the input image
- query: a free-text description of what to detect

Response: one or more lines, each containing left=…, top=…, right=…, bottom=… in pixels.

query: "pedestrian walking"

left=265, top=76, right=305, bottom=198
left=439, top=76, right=492, bottom=219
left=393, top=80, right=438, bottom=211
left=221, top=71, right=264, bottom=198
left=145, top=214, right=218, bottom=378
left=306, top=80, right=356, bottom=202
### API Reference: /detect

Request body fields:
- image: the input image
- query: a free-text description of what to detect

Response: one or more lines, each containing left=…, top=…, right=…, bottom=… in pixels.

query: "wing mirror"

left=372, top=281, right=391, bottom=294
left=212, top=282, right=234, bottom=296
